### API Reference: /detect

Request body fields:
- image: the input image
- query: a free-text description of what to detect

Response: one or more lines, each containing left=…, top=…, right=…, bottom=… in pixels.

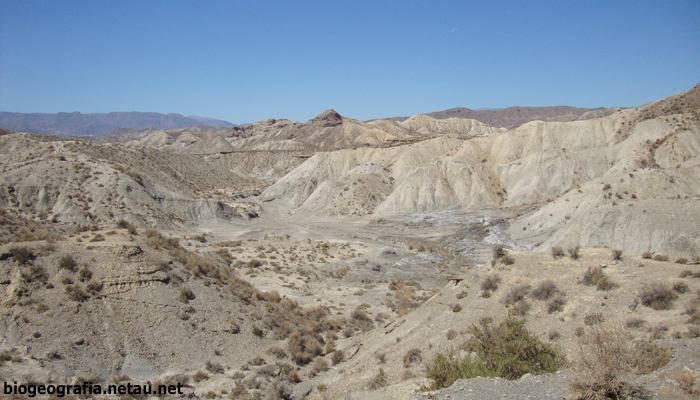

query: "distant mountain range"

left=377, top=106, right=621, bottom=129
left=0, top=111, right=237, bottom=137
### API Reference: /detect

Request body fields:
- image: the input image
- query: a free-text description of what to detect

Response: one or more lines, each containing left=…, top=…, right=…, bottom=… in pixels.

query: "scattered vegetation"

left=532, top=280, right=558, bottom=300
left=403, top=348, right=422, bottom=368
left=368, top=368, right=387, bottom=390
left=551, top=246, right=565, bottom=259
left=611, top=249, right=623, bottom=260
left=568, top=246, right=581, bottom=260
left=58, top=255, right=78, bottom=271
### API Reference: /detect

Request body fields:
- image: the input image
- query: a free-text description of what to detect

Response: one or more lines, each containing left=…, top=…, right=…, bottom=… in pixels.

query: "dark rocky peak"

left=311, top=109, right=343, bottom=127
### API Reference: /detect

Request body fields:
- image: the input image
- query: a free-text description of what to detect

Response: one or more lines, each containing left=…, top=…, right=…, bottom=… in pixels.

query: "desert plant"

left=504, top=284, right=530, bottom=305
left=612, top=249, right=623, bottom=260
left=625, top=318, right=646, bottom=329
left=551, top=246, right=565, bottom=258
left=637, top=282, right=678, bottom=310
left=65, top=285, right=88, bottom=302
left=570, top=325, right=668, bottom=400
left=568, top=246, right=581, bottom=260
left=446, top=329, right=457, bottom=340
left=192, top=370, right=208, bottom=382
left=331, top=349, right=344, bottom=365
left=582, top=266, right=617, bottom=290
left=403, top=348, right=422, bottom=368
left=673, top=369, right=700, bottom=396
left=673, top=281, right=689, bottom=293
left=78, top=267, right=92, bottom=282
left=424, top=317, right=562, bottom=390
left=532, top=280, right=558, bottom=300
left=652, top=254, right=669, bottom=262
left=675, top=258, right=688, bottom=264
left=368, top=368, right=387, bottom=390
left=511, top=300, right=530, bottom=316
left=58, top=255, right=78, bottom=271
left=205, top=361, right=224, bottom=374
left=481, top=274, right=502, bottom=292
left=311, top=356, right=329, bottom=375
left=9, top=247, right=35, bottom=265
left=375, top=352, right=386, bottom=364
left=547, top=293, right=567, bottom=313
left=584, top=313, right=605, bottom=326
left=452, top=304, right=462, bottom=313
left=178, top=287, right=195, bottom=303
left=641, top=251, right=652, bottom=259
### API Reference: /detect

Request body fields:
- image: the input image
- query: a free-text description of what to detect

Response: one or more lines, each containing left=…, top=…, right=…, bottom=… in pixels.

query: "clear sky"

left=1, top=1, right=698, bottom=124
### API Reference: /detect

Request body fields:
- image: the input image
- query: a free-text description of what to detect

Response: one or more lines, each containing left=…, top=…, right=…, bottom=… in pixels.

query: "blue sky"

left=1, top=1, right=698, bottom=124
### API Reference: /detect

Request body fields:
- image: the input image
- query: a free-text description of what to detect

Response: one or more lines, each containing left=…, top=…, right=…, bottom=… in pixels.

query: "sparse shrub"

left=582, top=266, right=617, bottom=290
left=9, top=247, right=35, bottom=265
left=331, top=349, right=344, bottom=365
left=637, top=282, right=678, bottom=310
left=21, top=265, right=48, bottom=284
left=116, top=219, right=129, bottom=229
left=311, top=356, right=329, bottom=375
left=673, top=281, right=688, bottom=293
left=547, top=293, right=567, bottom=313
left=89, top=233, right=105, bottom=242
left=266, top=346, right=287, bottom=360
left=78, top=267, right=92, bottom=282
left=424, top=318, right=562, bottom=390
left=61, top=276, right=73, bottom=285
left=511, top=300, right=530, bottom=316
left=205, top=361, right=224, bottom=374
left=584, top=313, right=605, bottom=326
left=551, top=246, right=565, bottom=259
left=625, top=318, right=646, bottom=329
left=252, top=325, right=265, bottom=337
left=65, top=285, right=88, bottom=302
left=368, top=368, right=387, bottom=390
left=481, top=274, right=501, bottom=292
left=287, top=331, right=323, bottom=365
left=375, top=352, right=386, bottom=364
left=680, top=269, right=694, bottom=278
left=652, top=254, right=669, bottom=261
left=87, top=280, right=103, bottom=292
left=452, top=304, right=462, bottom=313
left=456, top=290, right=468, bottom=299
left=446, top=329, right=457, bottom=340
left=568, top=246, right=581, bottom=260
left=532, top=280, right=557, bottom=300
left=192, top=370, right=209, bottom=382
left=178, top=287, right=195, bottom=303
left=641, top=251, right=652, bottom=259
left=675, top=258, right=688, bottom=264
left=571, top=325, right=670, bottom=399
left=504, top=284, right=530, bottom=305
left=673, top=370, right=700, bottom=396
left=246, top=259, right=263, bottom=268
left=548, top=330, right=560, bottom=341
left=247, top=356, right=266, bottom=366
left=501, top=253, right=515, bottom=265
left=58, top=255, right=78, bottom=271
left=612, top=249, right=623, bottom=260
left=575, top=326, right=585, bottom=337
left=403, top=348, right=422, bottom=368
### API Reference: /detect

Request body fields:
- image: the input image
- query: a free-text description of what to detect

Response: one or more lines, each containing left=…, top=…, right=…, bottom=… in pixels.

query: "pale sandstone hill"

left=260, top=85, right=700, bottom=257
left=0, top=133, right=265, bottom=229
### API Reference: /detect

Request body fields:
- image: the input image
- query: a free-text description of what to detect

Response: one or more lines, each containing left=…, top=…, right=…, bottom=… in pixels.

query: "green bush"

left=423, top=318, right=562, bottom=390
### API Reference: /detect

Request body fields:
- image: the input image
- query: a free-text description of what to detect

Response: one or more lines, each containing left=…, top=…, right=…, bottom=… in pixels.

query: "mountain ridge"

left=0, top=111, right=236, bottom=137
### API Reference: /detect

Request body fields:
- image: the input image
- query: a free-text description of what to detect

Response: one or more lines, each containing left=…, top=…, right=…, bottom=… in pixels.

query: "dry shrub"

left=8, top=247, right=35, bottom=265
left=58, top=255, right=77, bottom=271
left=673, top=369, right=700, bottom=396
left=266, top=346, right=287, bottom=360
left=446, top=329, right=457, bottom=340
left=65, top=285, right=88, bottom=302
left=205, top=361, right=224, bottom=374
left=637, top=282, right=678, bottom=310
left=452, top=304, right=462, bottom=313
left=571, top=325, right=670, bottom=399
left=532, top=280, right=558, bottom=300
left=179, top=287, right=195, bottom=303
left=504, top=284, right=530, bottom=305
left=584, top=313, right=605, bottom=326
left=310, top=356, right=328, bottom=375
left=552, top=246, right=565, bottom=258
left=568, top=246, right=581, bottom=260
left=368, top=368, right=386, bottom=390
left=611, top=249, right=623, bottom=260
left=641, top=252, right=652, bottom=259
left=331, top=349, right=344, bottom=365
left=492, top=245, right=514, bottom=265
left=287, top=331, right=323, bottom=365
left=582, top=266, right=617, bottom=290
left=192, top=370, right=208, bottom=382
left=78, top=267, right=92, bottom=282
left=547, top=293, right=567, bottom=313
left=403, top=348, right=422, bottom=368
left=652, top=254, right=669, bottom=262
left=673, top=281, right=688, bottom=293
left=481, top=274, right=501, bottom=292
left=511, top=300, right=530, bottom=316
left=625, top=318, right=646, bottom=329
left=21, top=265, right=48, bottom=285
